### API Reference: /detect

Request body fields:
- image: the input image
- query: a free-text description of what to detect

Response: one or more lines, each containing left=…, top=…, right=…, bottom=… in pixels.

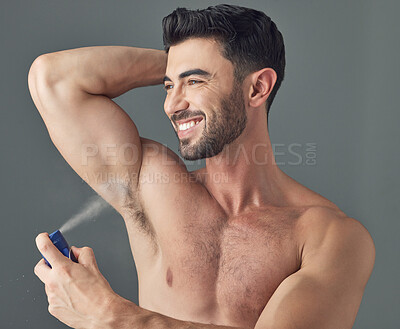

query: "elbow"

left=28, top=54, right=51, bottom=92
left=28, top=54, right=58, bottom=114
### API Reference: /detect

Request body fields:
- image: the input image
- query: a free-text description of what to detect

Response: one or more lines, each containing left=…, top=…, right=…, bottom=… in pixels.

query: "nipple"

left=166, top=267, right=173, bottom=287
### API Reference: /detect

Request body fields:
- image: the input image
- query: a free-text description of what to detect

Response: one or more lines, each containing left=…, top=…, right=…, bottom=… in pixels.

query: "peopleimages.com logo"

left=80, top=142, right=317, bottom=167
left=272, top=142, right=317, bottom=166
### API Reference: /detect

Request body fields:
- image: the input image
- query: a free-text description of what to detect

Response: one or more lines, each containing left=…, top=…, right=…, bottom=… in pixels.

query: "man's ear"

left=248, top=68, right=277, bottom=108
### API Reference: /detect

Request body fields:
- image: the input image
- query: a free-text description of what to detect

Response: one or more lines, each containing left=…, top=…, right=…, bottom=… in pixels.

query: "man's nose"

left=164, top=88, right=190, bottom=117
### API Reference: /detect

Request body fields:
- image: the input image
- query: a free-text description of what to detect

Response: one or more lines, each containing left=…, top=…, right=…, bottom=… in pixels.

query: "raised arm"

left=28, top=46, right=167, bottom=212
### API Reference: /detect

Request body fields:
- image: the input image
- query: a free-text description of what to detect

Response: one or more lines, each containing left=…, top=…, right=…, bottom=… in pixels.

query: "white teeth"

left=178, top=119, right=200, bottom=131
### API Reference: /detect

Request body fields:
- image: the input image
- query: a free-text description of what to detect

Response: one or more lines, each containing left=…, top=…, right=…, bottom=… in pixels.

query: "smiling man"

left=29, top=4, right=375, bottom=329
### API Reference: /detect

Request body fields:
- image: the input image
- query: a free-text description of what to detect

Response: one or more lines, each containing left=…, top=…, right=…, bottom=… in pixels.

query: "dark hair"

left=162, top=4, right=286, bottom=119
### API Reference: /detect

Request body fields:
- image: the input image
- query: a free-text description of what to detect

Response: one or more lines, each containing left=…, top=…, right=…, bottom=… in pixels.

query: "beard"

left=176, top=81, right=248, bottom=161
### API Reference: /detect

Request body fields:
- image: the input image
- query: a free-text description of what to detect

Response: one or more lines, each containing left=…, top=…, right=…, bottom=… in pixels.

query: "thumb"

left=71, top=246, right=99, bottom=269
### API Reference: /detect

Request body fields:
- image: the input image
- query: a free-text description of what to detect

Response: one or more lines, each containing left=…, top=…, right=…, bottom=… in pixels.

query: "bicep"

left=29, top=72, right=142, bottom=212
left=255, top=217, right=375, bottom=329
left=255, top=271, right=362, bottom=329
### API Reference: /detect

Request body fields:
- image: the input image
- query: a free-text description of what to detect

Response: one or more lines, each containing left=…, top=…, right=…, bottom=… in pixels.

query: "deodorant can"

left=42, top=230, right=78, bottom=268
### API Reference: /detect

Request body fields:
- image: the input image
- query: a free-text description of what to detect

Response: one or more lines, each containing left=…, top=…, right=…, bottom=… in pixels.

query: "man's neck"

left=203, top=120, right=290, bottom=216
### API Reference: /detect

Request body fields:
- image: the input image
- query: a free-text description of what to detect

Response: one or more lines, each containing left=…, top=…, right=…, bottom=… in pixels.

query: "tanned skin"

left=30, top=38, right=375, bottom=329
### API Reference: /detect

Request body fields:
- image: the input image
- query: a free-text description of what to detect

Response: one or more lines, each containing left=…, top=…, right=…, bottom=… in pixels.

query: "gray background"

left=0, top=0, right=398, bottom=328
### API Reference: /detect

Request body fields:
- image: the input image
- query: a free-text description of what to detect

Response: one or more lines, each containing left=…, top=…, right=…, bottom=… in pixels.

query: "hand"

left=34, top=232, right=120, bottom=329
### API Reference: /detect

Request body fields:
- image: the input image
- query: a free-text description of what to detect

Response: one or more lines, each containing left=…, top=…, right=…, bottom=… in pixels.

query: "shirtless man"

left=29, top=4, right=375, bottom=329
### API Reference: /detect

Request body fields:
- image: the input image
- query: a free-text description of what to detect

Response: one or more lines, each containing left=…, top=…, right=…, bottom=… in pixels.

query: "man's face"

left=164, top=38, right=247, bottom=161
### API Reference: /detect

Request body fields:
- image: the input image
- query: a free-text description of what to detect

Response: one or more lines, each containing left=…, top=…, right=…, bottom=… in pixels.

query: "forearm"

left=109, top=298, right=246, bottom=329
left=34, top=46, right=167, bottom=98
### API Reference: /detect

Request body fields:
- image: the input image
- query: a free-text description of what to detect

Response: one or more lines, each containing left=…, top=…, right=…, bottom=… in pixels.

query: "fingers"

left=34, top=258, right=51, bottom=283
left=69, top=248, right=78, bottom=263
left=36, top=232, right=68, bottom=268
left=70, top=246, right=83, bottom=259
left=71, top=246, right=98, bottom=269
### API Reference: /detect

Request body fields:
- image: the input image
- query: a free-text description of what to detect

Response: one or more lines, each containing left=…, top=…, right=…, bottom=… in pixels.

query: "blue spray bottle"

left=42, top=230, right=78, bottom=268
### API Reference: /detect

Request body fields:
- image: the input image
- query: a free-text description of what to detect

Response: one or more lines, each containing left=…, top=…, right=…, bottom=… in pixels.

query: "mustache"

left=171, top=110, right=205, bottom=123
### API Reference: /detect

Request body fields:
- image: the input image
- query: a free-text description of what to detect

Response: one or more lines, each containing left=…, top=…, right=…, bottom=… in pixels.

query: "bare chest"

left=139, top=210, right=303, bottom=328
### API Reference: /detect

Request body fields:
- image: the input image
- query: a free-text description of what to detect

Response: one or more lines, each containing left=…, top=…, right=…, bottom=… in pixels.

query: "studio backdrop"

left=0, top=0, right=398, bottom=328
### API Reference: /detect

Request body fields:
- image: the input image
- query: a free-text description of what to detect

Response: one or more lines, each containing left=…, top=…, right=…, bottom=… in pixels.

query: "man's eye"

left=164, top=84, right=173, bottom=91
left=188, top=80, right=202, bottom=85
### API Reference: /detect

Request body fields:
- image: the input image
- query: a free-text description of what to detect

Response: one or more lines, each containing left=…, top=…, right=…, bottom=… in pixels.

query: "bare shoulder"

left=298, top=205, right=374, bottom=242
left=297, top=205, right=376, bottom=282
left=118, top=137, right=214, bottom=262
left=114, top=137, right=188, bottom=217
left=133, top=137, right=214, bottom=230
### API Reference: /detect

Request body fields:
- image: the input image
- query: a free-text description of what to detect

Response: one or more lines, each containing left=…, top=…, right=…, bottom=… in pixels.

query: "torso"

left=121, top=169, right=343, bottom=329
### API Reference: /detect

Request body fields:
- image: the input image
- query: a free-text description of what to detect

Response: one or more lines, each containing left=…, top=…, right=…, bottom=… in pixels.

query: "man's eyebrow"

left=163, top=69, right=212, bottom=83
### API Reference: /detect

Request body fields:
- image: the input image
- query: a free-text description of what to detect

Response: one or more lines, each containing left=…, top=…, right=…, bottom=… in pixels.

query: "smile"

left=177, top=118, right=203, bottom=138
left=178, top=118, right=202, bottom=131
